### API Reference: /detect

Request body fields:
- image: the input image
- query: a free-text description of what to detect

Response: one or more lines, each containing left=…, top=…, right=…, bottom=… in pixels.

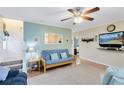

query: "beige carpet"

left=28, top=62, right=105, bottom=85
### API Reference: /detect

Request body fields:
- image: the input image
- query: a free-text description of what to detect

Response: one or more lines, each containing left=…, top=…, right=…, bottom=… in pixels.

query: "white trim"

left=80, top=56, right=113, bottom=67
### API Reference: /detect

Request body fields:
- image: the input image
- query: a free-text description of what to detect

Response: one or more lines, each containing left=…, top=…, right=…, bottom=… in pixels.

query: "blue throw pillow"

left=50, top=53, right=59, bottom=60
left=60, top=52, right=68, bottom=59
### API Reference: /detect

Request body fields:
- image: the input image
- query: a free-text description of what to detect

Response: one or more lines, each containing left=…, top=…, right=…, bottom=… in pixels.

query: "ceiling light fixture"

left=74, top=16, right=83, bottom=23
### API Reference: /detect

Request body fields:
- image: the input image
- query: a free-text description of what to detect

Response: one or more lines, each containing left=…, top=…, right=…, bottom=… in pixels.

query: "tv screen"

left=99, top=31, right=124, bottom=47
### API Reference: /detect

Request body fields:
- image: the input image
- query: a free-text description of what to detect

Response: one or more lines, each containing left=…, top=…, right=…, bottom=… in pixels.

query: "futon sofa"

left=0, top=69, right=27, bottom=85
left=102, top=67, right=124, bottom=85
left=41, top=49, right=75, bottom=73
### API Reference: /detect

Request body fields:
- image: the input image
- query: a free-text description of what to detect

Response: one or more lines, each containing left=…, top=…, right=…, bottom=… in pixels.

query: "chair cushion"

left=0, top=66, right=10, bottom=81
left=46, top=57, right=74, bottom=65
left=50, top=53, right=59, bottom=60
left=7, top=69, right=19, bottom=78
left=42, top=49, right=69, bottom=61
left=11, top=77, right=27, bottom=85
left=60, top=57, right=74, bottom=62
left=102, top=66, right=119, bottom=85
left=114, top=69, right=124, bottom=79
left=102, top=67, right=124, bottom=85
left=60, top=52, right=68, bottom=59
left=46, top=59, right=61, bottom=65
left=3, top=75, right=27, bottom=85
left=0, top=70, right=27, bottom=85
left=109, top=76, right=124, bottom=85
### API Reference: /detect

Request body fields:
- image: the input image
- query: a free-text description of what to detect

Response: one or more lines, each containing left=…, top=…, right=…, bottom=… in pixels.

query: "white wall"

left=0, top=18, right=23, bottom=62
left=73, top=20, right=124, bottom=67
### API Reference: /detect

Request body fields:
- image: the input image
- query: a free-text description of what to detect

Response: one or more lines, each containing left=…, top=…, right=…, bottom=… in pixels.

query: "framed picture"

left=44, top=33, right=63, bottom=44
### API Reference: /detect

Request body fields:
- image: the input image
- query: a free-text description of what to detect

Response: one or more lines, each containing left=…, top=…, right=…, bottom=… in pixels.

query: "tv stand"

left=97, top=47, right=124, bottom=51
left=107, top=47, right=120, bottom=50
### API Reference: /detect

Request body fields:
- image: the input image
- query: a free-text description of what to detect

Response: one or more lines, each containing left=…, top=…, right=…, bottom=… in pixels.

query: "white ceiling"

left=0, top=7, right=124, bottom=32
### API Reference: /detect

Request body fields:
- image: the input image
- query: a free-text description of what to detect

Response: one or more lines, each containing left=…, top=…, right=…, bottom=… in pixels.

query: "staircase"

left=0, top=60, right=23, bottom=70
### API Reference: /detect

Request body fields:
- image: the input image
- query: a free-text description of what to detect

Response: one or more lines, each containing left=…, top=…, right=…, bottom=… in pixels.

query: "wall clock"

left=107, top=24, right=116, bottom=32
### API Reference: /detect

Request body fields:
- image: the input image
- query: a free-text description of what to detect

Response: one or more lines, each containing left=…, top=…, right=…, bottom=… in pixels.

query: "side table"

left=28, top=58, right=41, bottom=72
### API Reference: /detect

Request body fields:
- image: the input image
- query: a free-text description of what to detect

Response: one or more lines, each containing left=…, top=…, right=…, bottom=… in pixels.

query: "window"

left=3, top=40, right=7, bottom=50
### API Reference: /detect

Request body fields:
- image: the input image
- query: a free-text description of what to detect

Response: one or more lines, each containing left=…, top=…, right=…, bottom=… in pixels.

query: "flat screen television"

left=99, top=31, right=124, bottom=48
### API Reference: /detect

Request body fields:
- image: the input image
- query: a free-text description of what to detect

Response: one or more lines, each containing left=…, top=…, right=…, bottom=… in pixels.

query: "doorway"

left=73, top=36, right=79, bottom=55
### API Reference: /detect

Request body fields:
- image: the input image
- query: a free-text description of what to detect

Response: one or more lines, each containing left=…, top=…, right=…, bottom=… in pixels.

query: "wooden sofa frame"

left=40, top=55, right=75, bottom=73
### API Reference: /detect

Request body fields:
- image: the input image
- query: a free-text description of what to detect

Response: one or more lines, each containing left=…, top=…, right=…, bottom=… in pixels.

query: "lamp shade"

left=28, top=47, right=35, bottom=52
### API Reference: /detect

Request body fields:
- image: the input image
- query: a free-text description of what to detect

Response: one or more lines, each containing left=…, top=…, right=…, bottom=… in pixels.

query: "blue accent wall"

left=24, top=22, right=72, bottom=53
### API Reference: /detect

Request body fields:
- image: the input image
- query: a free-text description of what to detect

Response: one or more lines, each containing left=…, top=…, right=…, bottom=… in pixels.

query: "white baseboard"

left=80, top=56, right=113, bottom=67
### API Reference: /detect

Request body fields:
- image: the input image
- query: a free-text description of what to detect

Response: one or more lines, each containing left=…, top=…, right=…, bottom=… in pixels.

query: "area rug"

left=28, top=63, right=105, bottom=85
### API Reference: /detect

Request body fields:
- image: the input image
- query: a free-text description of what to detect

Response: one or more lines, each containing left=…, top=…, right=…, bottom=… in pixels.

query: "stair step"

left=5, top=64, right=22, bottom=69
left=0, top=60, right=22, bottom=66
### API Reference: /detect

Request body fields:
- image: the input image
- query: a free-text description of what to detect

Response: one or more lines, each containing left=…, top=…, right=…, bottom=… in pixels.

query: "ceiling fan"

left=60, top=7, right=100, bottom=25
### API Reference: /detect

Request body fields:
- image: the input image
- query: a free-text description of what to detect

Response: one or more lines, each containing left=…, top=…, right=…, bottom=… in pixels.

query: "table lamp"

left=28, top=47, right=35, bottom=59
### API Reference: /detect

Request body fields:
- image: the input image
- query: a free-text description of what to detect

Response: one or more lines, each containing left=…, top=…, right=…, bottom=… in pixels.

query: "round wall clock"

left=107, top=24, right=116, bottom=32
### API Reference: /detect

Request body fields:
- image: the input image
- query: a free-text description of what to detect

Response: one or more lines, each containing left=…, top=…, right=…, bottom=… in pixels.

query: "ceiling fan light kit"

left=74, top=16, right=83, bottom=23
left=61, top=7, right=100, bottom=25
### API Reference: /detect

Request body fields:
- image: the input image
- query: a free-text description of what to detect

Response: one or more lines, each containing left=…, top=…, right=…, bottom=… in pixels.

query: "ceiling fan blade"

left=61, top=17, right=72, bottom=21
left=67, top=9, right=77, bottom=16
left=83, top=7, right=100, bottom=15
left=81, top=16, right=94, bottom=21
